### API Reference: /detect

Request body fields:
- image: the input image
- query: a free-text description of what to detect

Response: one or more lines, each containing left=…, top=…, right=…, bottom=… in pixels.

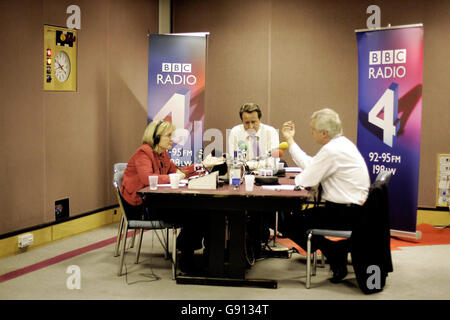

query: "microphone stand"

left=264, top=211, right=291, bottom=258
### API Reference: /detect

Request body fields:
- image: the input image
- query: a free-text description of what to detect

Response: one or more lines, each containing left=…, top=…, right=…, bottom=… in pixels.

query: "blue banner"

left=148, top=34, right=207, bottom=166
left=356, top=25, right=423, bottom=233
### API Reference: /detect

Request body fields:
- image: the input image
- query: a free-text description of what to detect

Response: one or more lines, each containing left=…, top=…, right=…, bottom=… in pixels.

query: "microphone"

left=238, top=140, right=248, bottom=151
left=279, top=142, right=289, bottom=150
left=263, top=148, right=284, bottom=158
left=263, top=142, right=287, bottom=160
left=194, top=149, right=206, bottom=174
left=270, top=149, right=284, bottom=158
left=195, top=148, right=204, bottom=163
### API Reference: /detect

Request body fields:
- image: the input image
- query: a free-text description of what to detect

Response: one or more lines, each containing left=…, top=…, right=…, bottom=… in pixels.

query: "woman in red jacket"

left=121, top=120, right=204, bottom=273
left=121, top=120, right=196, bottom=214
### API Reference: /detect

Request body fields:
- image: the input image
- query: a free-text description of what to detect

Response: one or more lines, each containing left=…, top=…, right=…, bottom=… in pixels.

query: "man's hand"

left=202, top=154, right=225, bottom=168
left=282, top=121, right=296, bottom=145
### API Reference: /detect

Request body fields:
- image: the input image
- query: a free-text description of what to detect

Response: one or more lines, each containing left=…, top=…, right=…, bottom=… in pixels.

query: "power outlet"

left=18, top=233, right=34, bottom=248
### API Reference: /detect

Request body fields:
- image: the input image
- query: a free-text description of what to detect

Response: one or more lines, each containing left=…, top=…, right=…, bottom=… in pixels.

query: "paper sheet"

left=284, top=167, right=302, bottom=173
left=261, top=185, right=296, bottom=191
left=157, top=179, right=188, bottom=187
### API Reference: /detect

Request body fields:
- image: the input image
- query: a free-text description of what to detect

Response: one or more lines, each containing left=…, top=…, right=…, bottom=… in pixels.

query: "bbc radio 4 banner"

left=356, top=25, right=423, bottom=233
left=148, top=34, right=207, bottom=166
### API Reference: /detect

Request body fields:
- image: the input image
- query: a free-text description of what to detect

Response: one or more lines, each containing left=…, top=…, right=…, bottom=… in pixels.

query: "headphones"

left=153, top=121, right=163, bottom=146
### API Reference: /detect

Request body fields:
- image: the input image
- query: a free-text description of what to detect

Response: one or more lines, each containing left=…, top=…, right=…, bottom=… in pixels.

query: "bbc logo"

left=369, top=49, right=407, bottom=65
left=162, top=63, right=192, bottom=73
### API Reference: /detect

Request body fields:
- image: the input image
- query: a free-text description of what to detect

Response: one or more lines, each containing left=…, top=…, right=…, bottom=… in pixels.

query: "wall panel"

left=0, top=0, right=158, bottom=235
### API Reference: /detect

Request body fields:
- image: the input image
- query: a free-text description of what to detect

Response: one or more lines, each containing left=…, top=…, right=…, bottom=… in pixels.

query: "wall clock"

left=43, top=25, right=77, bottom=91
left=54, top=50, right=71, bottom=83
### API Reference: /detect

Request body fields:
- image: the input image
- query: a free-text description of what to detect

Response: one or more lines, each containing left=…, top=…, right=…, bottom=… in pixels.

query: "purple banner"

left=356, top=25, right=423, bottom=233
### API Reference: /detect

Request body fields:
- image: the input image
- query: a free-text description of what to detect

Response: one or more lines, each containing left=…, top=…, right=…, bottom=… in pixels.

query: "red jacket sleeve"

left=180, top=164, right=196, bottom=178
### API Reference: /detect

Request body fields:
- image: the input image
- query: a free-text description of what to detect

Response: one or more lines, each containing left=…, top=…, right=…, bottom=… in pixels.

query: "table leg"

left=206, top=212, right=225, bottom=277
left=228, top=211, right=246, bottom=278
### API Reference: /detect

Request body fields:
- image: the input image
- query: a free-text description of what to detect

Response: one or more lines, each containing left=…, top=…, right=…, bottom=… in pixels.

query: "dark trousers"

left=279, top=203, right=363, bottom=270
left=246, top=211, right=273, bottom=259
left=176, top=216, right=207, bottom=253
left=121, top=198, right=206, bottom=254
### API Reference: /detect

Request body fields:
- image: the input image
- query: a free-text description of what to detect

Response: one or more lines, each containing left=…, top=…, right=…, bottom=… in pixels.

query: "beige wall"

left=0, top=0, right=158, bottom=235
left=173, top=0, right=450, bottom=209
left=1, top=0, right=449, bottom=236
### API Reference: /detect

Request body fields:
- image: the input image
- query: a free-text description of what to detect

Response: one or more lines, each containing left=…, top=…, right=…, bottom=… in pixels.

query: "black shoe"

left=179, top=251, right=195, bottom=273
left=329, top=266, right=348, bottom=283
left=179, top=251, right=207, bottom=275
left=201, top=248, right=209, bottom=269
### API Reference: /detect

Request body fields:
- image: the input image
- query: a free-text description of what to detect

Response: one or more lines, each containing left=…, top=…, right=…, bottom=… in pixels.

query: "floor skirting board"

left=0, top=207, right=122, bottom=259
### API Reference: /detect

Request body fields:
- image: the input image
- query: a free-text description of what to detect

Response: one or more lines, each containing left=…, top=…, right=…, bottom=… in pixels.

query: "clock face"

left=54, top=51, right=71, bottom=82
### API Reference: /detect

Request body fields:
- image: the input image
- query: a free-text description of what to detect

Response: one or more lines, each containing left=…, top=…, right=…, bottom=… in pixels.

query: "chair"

left=112, top=163, right=178, bottom=279
left=305, top=171, right=392, bottom=289
left=113, top=163, right=133, bottom=256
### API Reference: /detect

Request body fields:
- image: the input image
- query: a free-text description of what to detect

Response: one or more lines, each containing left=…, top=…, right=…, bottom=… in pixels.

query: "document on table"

left=261, top=185, right=296, bottom=191
left=284, top=167, right=303, bottom=173
left=157, top=179, right=189, bottom=187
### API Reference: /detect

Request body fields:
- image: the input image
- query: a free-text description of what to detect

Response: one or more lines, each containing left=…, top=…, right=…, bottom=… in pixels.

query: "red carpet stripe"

left=0, top=231, right=135, bottom=283
left=277, top=223, right=450, bottom=256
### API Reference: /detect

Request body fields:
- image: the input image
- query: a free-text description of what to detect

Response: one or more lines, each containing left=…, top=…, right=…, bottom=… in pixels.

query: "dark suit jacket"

left=350, top=179, right=393, bottom=294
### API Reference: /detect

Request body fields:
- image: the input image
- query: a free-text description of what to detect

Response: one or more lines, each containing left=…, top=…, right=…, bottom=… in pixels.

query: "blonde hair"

left=142, top=120, right=176, bottom=150
left=311, top=108, right=343, bottom=138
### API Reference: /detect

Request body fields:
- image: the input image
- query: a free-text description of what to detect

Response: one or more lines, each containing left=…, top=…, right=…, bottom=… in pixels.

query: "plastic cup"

left=169, top=173, right=181, bottom=189
left=149, top=175, right=158, bottom=190
left=244, top=175, right=255, bottom=192
left=258, top=169, right=272, bottom=177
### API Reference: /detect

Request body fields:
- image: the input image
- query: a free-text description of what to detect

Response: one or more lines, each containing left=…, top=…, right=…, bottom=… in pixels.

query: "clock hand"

left=56, top=62, right=66, bottom=73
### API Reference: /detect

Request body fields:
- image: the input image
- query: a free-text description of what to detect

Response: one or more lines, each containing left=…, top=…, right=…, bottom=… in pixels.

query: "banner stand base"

left=390, top=229, right=422, bottom=242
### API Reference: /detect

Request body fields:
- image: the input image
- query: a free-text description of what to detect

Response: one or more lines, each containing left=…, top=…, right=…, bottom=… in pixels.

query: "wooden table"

left=138, top=173, right=311, bottom=288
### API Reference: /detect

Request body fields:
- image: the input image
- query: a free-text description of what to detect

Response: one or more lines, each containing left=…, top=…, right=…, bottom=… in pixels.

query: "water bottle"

left=229, top=151, right=242, bottom=190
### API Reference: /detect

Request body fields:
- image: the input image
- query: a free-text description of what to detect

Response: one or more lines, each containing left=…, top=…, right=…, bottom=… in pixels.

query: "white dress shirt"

left=228, top=123, right=280, bottom=163
left=289, top=135, right=370, bottom=205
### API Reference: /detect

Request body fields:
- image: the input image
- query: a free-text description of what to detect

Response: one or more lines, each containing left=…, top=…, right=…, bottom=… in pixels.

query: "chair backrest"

left=113, top=163, right=130, bottom=221
left=352, top=170, right=393, bottom=294
left=113, top=163, right=128, bottom=189
left=375, top=170, right=392, bottom=184
left=365, top=171, right=392, bottom=210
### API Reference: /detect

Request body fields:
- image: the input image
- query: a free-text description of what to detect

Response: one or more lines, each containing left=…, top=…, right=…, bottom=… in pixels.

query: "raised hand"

left=282, top=121, right=296, bottom=144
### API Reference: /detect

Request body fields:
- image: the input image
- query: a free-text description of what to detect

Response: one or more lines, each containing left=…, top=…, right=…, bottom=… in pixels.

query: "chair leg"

left=312, top=252, right=317, bottom=276
left=130, top=229, right=137, bottom=248
left=114, top=214, right=125, bottom=257
left=154, top=229, right=168, bottom=255
left=118, top=222, right=129, bottom=276
left=165, top=228, right=170, bottom=259
left=172, top=227, right=178, bottom=280
left=135, top=228, right=144, bottom=264
left=320, top=251, right=325, bottom=267
left=306, top=231, right=312, bottom=289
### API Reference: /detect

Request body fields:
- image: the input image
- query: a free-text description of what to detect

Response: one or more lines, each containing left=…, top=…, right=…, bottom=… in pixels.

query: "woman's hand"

left=177, top=169, right=186, bottom=179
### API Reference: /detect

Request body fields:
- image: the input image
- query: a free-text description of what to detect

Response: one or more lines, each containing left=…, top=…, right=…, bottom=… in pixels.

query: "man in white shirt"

left=228, top=103, right=280, bottom=258
left=228, top=103, right=279, bottom=169
left=281, top=108, right=370, bottom=283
